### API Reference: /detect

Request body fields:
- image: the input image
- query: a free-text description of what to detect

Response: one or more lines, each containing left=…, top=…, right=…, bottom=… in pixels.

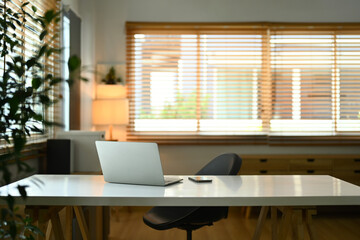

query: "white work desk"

left=1, top=174, right=360, bottom=240
left=1, top=174, right=360, bottom=206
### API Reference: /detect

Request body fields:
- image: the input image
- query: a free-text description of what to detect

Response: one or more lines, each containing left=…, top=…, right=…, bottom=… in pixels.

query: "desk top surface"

left=1, top=174, right=360, bottom=206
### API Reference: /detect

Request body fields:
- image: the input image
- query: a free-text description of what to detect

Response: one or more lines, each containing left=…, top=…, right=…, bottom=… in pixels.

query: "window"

left=62, top=14, right=71, bottom=131
left=270, top=27, right=360, bottom=133
left=61, top=9, right=82, bottom=131
left=0, top=0, right=60, bottom=143
left=126, top=23, right=360, bottom=143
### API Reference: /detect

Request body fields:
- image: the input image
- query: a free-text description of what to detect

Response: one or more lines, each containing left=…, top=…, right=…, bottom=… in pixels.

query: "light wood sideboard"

left=239, top=155, right=360, bottom=186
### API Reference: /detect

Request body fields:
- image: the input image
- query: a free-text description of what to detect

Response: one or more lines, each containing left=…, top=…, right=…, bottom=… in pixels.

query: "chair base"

left=180, top=223, right=212, bottom=240
left=187, top=229, right=192, bottom=240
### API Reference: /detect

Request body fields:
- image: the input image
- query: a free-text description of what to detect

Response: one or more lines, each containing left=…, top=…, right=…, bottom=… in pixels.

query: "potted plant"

left=0, top=1, right=83, bottom=238
left=101, top=66, right=123, bottom=84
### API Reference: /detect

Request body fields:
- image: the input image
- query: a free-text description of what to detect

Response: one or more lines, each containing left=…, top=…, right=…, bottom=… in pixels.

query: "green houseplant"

left=101, top=66, right=123, bottom=84
left=0, top=1, right=82, bottom=238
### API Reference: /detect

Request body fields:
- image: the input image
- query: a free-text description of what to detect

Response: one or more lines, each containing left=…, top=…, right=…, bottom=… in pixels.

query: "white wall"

left=79, top=0, right=360, bottom=174
left=62, top=0, right=81, bottom=17
left=90, top=0, right=360, bottom=64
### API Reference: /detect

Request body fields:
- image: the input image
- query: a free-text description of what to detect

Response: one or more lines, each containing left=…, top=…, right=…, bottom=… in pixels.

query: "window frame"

left=126, top=22, right=360, bottom=145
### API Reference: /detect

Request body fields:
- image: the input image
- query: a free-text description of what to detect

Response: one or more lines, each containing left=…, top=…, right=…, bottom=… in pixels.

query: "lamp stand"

left=108, top=124, right=117, bottom=141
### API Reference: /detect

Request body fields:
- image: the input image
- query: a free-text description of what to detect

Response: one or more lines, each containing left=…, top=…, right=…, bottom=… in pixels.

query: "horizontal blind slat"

left=126, top=22, right=360, bottom=138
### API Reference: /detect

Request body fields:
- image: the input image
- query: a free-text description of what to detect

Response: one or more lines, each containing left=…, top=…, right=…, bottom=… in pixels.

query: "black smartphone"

left=188, top=176, right=212, bottom=183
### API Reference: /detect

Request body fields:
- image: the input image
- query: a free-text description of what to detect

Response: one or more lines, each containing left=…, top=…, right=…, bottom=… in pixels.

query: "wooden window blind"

left=270, top=25, right=360, bottom=133
left=0, top=0, right=61, bottom=144
left=126, top=22, right=360, bottom=143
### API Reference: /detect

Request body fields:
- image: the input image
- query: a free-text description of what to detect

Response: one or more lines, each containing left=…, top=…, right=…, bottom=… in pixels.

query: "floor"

left=108, top=207, right=360, bottom=240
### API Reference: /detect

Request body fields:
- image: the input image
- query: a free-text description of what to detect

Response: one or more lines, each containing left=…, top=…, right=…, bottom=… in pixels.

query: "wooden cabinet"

left=239, top=155, right=360, bottom=186
left=241, top=158, right=289, bottom=175
left=332, top=158, right=360, bottom=186
left=290, top=158, right=332, bottom=175
left=333, top=158, right=360, bottom=170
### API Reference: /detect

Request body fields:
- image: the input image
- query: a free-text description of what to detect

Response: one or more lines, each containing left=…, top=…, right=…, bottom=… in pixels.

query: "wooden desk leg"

left=271, top=207, right=278, bottom=240
left=26, top=206, right=64, bottom=240
left=278, top=207, right=292, bottom=240
left=37, top=208, right=49, bottom=240
left=253, top=206, right=317, bottom=240
left=291, top=209, right=304, bottom=240
left=50, top=212, right=65, bottom=240
left=65, top=207, right=73, bottom=240
left=46, top=220, right=52, bottom=240
left=252, top=206, right=269, bottom=240
left=96, top=206, right=103, bottom=240
left=245, top=206, right=252, bottom=219
left=74, top=206, right=90, bottom=240
left=305, top=208, right=317, bottom=240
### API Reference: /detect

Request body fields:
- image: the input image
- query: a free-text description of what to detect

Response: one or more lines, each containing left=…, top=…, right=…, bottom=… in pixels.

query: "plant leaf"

left=31, top=77, right=42, bottom=90
left=49, top=77, right=62, bottom=86
left=39, top=30, right=47, bottom=41
left=38, top=44, right=47, bottom=57
left=17, top=185, right=28, bottom=199
left=21, top=2, right=30, bottom=7
left=68, top=55, right=81, bottom=71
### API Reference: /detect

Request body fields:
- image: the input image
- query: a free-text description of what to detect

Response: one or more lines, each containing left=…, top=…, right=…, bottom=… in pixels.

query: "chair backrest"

left=196, top=153, right=242, bottom=176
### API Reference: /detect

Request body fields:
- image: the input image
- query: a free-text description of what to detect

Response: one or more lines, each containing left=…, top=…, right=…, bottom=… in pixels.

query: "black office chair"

left=143, top=153, right=242, bottom=240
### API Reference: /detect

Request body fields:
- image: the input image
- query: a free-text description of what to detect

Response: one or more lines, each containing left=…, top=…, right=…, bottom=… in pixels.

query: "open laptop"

left=95, top=141, right=182, bottom=186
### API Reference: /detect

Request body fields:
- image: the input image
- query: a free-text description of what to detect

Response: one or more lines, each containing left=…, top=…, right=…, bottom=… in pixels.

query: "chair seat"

left=143, top=206, right=229, bottom=231
left=144, top=207, right=199, bottom=230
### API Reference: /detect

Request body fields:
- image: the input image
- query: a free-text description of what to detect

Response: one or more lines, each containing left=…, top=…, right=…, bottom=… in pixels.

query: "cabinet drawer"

left=333, top=158, right=360, bottom=170
left=290, top=158, right=332, bottom=171
left=239, top=170, right=289, bottom=175
left=332, top=170, right=360, bottom=186
left=291, top=170, right=332, bottom=175
left=242, top=158, right=289, bottom=171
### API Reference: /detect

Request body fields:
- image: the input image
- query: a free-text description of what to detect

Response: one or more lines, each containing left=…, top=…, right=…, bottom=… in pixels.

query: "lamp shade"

left=96, top=85, right=127, bottom=99
left=92, top=99, right=129, bottom=125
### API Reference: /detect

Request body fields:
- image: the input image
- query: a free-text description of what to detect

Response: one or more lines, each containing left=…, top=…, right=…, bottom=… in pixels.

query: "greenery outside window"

left=126, top=22, right=360, bottom=144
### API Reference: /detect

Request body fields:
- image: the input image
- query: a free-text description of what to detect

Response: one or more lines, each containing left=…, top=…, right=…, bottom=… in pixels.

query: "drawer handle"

left=307, top=158, right=315, bottom=162
left=355, top=170, right=360, bottom=174
left=307, top=170, right=315, bottom=174
left=260, top=159, right=268, bottom=163
left=260, top=170, right=268, bottom=174
left=354, top=159, right=360, bottom=162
